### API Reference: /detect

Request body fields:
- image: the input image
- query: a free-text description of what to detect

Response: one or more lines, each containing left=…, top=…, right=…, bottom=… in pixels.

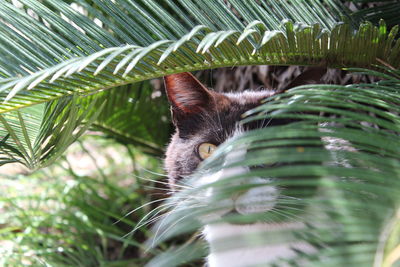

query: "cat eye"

left=198, top=143, right=217, bottom=160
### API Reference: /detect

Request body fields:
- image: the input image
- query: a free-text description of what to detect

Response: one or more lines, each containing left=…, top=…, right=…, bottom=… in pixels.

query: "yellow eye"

left=198, top=143, right=217, bottom=160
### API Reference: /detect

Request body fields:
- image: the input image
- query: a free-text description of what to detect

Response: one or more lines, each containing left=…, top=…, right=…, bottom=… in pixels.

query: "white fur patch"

left=204, top=223, right=314, bottom=267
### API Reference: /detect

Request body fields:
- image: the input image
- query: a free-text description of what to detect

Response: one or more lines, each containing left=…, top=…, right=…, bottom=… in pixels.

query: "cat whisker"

left=174, top=179, right=195, bottom=189
left=114, top=197, right=175, bottom=225
left=260, top=114, right=270, bottom=128
left=275, top=201, right=308, bottom=208
left=148, top=193, right=173, bottom=199
left=151, top=206, right=206, bottom=249
left=134, top=196, right=206, bottom=232
left=151, top=203, right=207, bottom=231
left=132, top=207, right=176, bottom=234
left=252, top=209, right=296, bottom=224
left=262, top=117, right=273, bottom=128
left=136, top=166, right=169, bottom=177
left=274, top=204, right=308, bottom=213
left=150, top=197, right=208, bottom=227
left=269, top=207, right=306, bottom=222
left=276, top=197, right=307, bottom=204
left=143, top=185, right=174, bottom=193
left=278, top=195, right=303, bottom=201
left=133, top=175, right=191, bottom=190
left=122, top=202, right=181, bottom=238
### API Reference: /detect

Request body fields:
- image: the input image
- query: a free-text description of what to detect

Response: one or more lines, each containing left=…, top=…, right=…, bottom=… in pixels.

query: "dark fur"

left=164, top=72, right=274, bottom=187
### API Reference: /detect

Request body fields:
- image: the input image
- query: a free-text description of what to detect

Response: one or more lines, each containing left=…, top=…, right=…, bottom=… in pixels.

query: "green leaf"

left=0, top=0, right=359, bottom=113
left=0, top=95, right=104, bottom=169
left=1, top=20, right=400, bottom=113
left=149, top=67, right=400, bottom=265
left=1, top=0, right=398, bottom=168
left=83, top=81, right=171, bottom=156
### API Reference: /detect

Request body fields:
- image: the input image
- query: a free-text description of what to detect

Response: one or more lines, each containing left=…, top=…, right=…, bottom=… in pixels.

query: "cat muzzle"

left=198, top=146, right=279, bottom=223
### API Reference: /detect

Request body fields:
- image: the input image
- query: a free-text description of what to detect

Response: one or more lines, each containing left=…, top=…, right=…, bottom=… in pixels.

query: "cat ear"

left=164, top=72, right=213, bottom=117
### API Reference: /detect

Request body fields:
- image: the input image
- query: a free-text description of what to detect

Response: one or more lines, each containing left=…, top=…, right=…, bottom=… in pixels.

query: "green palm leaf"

left=0, top=0, right=399, bottom=168
left=148, top=67, right=400, bottom=266
left=2, top=20, right=400, bottom=113
left=2, top=18, right=400, bottom=112
left=0, top=0, right=388, bottom=113
left=0, top=96, right=103, bottom=168
left=81, top=81, right=171, bottom=156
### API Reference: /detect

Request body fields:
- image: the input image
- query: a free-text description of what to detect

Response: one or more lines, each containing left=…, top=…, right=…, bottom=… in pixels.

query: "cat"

left=163, top=72, right=315, bottom=267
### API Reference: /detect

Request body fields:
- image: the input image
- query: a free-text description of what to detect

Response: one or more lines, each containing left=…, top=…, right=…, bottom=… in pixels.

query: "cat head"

left=164, top=72, right=275, bottom=188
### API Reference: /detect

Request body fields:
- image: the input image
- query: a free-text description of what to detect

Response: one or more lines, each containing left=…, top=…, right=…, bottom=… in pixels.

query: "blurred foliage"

left=0, top=136, right=172, bottom=267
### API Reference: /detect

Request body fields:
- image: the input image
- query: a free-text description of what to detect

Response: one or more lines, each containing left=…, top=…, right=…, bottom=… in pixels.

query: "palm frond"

left=149, top=67, right=400, bottom=266
left=82, top=81, right=171, bottom=156
left=1, top=0, right=400, bottom=169
left=0, top=79, right=172, bottom=168
left=0, top=95, right=103, bottom=169
left=0, top=0, right=375, bottom=113
left=146, top=241, right=207, bottom=267
left=1, top=20, right=399, bottom=113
